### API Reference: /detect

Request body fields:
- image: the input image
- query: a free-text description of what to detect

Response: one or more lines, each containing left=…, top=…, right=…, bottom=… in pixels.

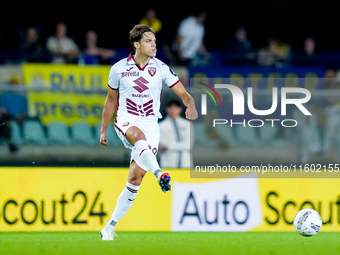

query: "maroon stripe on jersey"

left=127, top=109, right=139, bottom=115
left=114, top=90, right=119, bottom=123
left=127, top=52, right=149, bottom=71
left=127, top=111, right=140, bottom=116
left=126, top=100, right=137, bottom=107
left=126, top=106, right=138, bottom=112
left=169, top=80, right=180, bottom=88
left=143, top=104, right=153, bottom=111
left=114, top=124, right=125, bottom=136
left=127, top=52, right=134, bottom=61
left=143, top=99, right=153, bottom=106
left=126, top=103, right=137, bottom=110
left=126, top=98, right=137, bottom=106
left=145, top=110, right=155, bottom=117
left=135, top=63, right=148, bottom=71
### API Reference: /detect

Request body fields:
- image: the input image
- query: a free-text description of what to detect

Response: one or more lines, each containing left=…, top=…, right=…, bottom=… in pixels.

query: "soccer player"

left=99, top=24, right=198, bottom=240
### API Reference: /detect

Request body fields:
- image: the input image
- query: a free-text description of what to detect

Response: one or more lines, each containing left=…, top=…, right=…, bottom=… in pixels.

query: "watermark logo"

left=196, top=82, right=222, bottom=115
left=196, top=82, right=312, bottom=128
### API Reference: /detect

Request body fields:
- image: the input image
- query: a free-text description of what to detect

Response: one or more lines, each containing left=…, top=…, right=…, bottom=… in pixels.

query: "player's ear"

left=133, top=41, right=140, bottom=50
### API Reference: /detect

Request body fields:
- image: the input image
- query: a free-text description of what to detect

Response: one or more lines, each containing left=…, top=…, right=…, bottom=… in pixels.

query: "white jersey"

left=108, top=53, right=179, bottom=121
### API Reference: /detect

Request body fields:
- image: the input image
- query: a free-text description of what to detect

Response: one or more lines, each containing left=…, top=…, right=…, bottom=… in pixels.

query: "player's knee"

left=132, top=132, right=146, bottom=142
left=126, top=127, right=146, bottom=145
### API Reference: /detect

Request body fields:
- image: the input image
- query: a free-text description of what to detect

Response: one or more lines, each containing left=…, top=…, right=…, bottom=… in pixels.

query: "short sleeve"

left=161, top=64, right=179, bottom=88
left=108, top=65, right=119, bottom=90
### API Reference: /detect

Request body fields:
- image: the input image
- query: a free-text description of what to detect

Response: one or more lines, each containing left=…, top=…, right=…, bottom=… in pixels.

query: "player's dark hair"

left=129, top=24, right=155, bottom=49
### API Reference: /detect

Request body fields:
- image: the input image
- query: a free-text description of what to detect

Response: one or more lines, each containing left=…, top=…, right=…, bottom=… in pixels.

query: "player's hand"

left=100, top=132, right=109, bottom=146
left=185, top=104, right=198, bottom=120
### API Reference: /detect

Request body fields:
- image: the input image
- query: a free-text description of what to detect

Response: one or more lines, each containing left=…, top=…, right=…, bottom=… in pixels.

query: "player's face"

left=137, top=32, right=157, bottom=57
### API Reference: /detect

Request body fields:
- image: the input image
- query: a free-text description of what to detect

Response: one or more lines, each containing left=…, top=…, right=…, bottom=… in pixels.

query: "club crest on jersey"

left=148, top=67, right=156, bottom=77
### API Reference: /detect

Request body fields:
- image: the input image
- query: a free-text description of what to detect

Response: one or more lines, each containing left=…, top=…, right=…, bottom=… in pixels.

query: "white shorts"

left=114, top=117, right=160, bottom=167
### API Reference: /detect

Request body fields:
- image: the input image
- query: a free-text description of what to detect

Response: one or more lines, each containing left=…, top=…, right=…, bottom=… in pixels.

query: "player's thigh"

left=125, top=126, right=146, bottom=145
left=127, top=160, right=146, bottom=186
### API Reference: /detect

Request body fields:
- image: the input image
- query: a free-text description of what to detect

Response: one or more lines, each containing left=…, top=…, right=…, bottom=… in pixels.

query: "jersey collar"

left=127, top=51, right=155, bottom=71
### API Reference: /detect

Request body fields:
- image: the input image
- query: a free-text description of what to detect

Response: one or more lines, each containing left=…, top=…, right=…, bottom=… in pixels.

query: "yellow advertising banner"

left=0, top=167, right=339, bottom=232
left=254, top=178, right=340, bottom=232
left=0, top=167, right=172, bottom=231
left=22, top=64, right=111, bottom=126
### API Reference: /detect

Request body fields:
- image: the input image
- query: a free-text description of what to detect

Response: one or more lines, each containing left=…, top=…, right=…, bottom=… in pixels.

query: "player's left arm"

left=171, top=82, right=198, bottom=120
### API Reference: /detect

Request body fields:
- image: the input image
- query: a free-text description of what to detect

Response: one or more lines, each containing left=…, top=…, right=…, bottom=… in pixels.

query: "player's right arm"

left=100, top=88, right=118, bottom=146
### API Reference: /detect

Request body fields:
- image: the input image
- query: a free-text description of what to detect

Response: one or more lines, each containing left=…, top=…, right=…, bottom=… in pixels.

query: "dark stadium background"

left=1, top=1, right=339, bottom=51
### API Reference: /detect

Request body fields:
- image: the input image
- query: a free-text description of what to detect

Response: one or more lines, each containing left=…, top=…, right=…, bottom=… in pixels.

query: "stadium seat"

left=259, top=122, right=279, bottom=145
left=215, top=123, right=238, bottom=146
left=23, top=120, right=49, bottom=145
left=71, top=122, right=97, bottom=145
left=47, top=122, right=72, bottom=145
left=193, top=122, right=220, bottom=147
left=95, top=123, right=122, bottom=146
left=235, top=125, right=259, bottom=146
left=10, top=120, right=24, bottom=145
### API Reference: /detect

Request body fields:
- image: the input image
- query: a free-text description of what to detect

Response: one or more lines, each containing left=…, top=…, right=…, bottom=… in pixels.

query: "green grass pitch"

left=1, top=232, right=340, bottom=255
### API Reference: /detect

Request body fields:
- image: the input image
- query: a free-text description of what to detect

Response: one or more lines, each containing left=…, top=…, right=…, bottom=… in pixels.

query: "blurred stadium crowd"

left=1, top=8, right=340, bottom=68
